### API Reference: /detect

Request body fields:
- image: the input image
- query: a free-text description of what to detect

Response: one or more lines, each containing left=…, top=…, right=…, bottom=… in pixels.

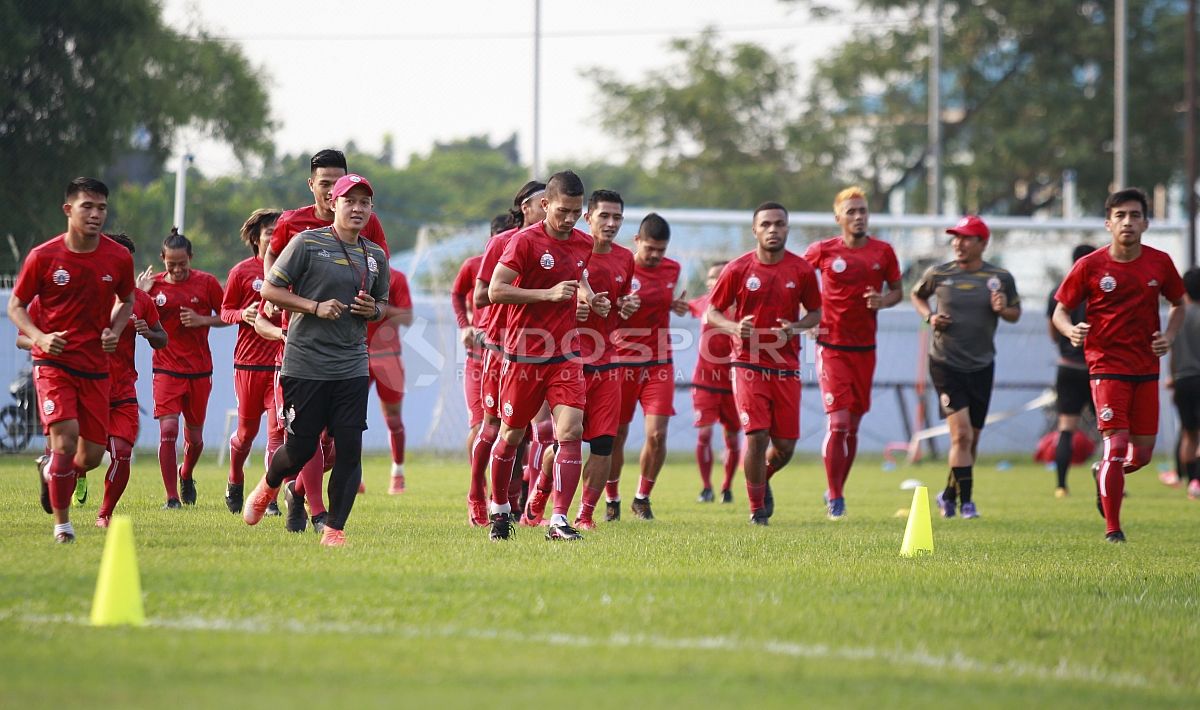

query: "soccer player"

left=1045, top=244, right=1095, bottom=498
left=607, top=214, right=688, bottom=521
left=484, top=170, right=608, bottom=541
left=140, top=229, right=228, bottom=508
left=366, top=265, right=413, bottom=494
left=687, top=261, right=740, bottom=505
left=706, top=202, right=821, bottom=525
left=912, top=215, right=1021, bottom=521
left=802, top=187, right=902, bottom=519
left=1054, top=188, right=1185, bottom=542
left=1167, top=267, right=1200, bottom=500
left=244, top=173, right=391, bottom=547
left=220, top=209, right=284, bottom=513
left=9, top=178, right=135, bottom=542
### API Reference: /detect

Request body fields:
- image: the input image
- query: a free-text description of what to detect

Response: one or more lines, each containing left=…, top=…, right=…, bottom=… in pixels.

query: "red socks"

left=1100, top=433, right=1129, bottom=534
left=180, top=426, right=203, bottom=481
left=48, top=452, right=76, bottom=510
left=636, top=475, right=656, bottom=498
left=229, top=433, right=251, bottom=485
left=158, top=417, right=179, bottom=499
left=490, top=438, right=518, bottom=508
left=696, top=428, right=713, bottom=489
left=99, top=437, right=133, bottom=518
left=578, top=484, right=603, bottom=522
left=552, top=440, right=583, bottom=517
left=297, top=447, right=326, bottom=515
left=384, top=413, right=405, bottom=466
left=605, top=477, right=621, bottom=501
left=721, top=430, right=739, bottom=491
left=471, top=423, right=498, bottom=503
left=746, top=481, right=766, bottom=514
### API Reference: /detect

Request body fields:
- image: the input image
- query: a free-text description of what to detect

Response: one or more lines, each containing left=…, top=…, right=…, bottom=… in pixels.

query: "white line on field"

left=2, top=611, right=1177, bottom=691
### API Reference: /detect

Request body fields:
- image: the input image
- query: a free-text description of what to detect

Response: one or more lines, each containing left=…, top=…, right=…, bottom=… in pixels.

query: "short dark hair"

left=107, top=232, right=135, bottom=254
left=753, top=201, right=788, bottom=222
left=311, top=149, right=348, bottom=174
left=588, top=189, right=624, bottom=212
left=1071, top=244, right=1095, bottom=263
left=1104, top=188, right=1149, bottom=218
left=509, top=180, right=547, bottom=227
left=1185, top=268, right=1200, bottom=302
left=639, top=213, right=671, bottom=242
left=65, top=177, right=109, bottom=201
left=161, top=227, right=193, bottom=256
left=546, top=170, right=585, bottom=200
left=240, top=208, right=282, bottom=255
left=490, top=213, right=515, bottom=236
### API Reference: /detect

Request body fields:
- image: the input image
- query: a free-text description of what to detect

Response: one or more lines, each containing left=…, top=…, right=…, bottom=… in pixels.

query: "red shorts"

left=1091, top=378, right=1159, bottom=435
left=235, top=367, right=275, bottom=421
left=692, top=386, right=739, bottom=430
left=108, top=398, right=140, bottom=444
left=481, top=348, right=503, bottom=419
left=731, top=365, right=801, bottom=439
left=463, top=354, right=485, bottom=427
left=369, top=353, right=405, bottom=404
left=33, top=364, right=110, bottom=445
left=583, top=367, right=623, bottom=440
left=498, top=357, right=584, bottom=428
left=817, top=347, right=875, bottom=414
left=619, top=363, right=677, bottom=424
left=152, top=372, right=213, bottom=425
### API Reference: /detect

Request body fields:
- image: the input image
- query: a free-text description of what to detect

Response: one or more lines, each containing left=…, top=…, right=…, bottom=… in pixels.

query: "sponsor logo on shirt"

left=1099, top=275, right=1117, bottom=293
left=540, top=253, right=555, bottom=270
left=785, top=281, right=795, bottom=289
left=1148, top=279, right=1158, bottom=287
left=831, top=257, right=847, bottom=274
left=366, top=256, right=378, bottom=273
left=746, top=276, right=761, bottom=291
left=251, top=278, right=263, bottom=292
left=52, top=268, right=70, bottom=286
left=101, top=274, right=113, bottom=282
left=42, top=399, right=55, bottom=415
left=154, top=292, right=167, bottom=307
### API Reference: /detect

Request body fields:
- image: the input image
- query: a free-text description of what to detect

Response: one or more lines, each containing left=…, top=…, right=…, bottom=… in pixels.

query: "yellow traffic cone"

left=90, top=515, right=145, bottom=626
left=899, top=486, right=934, bottom=557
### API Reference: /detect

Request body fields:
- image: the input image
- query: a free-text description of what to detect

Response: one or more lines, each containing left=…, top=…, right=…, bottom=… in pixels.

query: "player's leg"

left=321, top=376, right=370, bottom=544
left=152, top=373, right=184, bottom=506
left=97, top=398, right=138, bottom=525
left=542, top=362, right=586, bottom=538
left=525, top=402, right=553, bottom=498
left=695, top=422, right=715, bottom=500
left=631, top=415, right=669, bottom=520
left=178, top=377, right=212, bottom=501
left=379, top=395, right=406, bottom=494
left=468, top=350, right=502, bottom=524
left=823, top=409, right=853, bottom=516
left=576, top=369, right=619, bottom=529
left=490, top=360, right=544, bottom=536
left=244, top=376, right=323, bottom=526
left=606, top=367, right=641, bottom=510
left=742, top=428, right=771, bottom=524
left=44, top=418, right=81, bottom=537
left=1054, top=366, right=1086, bottom=495
left=718, top=393, right=740, bottom=501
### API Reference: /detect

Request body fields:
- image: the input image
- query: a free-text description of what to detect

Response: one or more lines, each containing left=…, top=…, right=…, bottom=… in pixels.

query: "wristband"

left=311, top=301, right=318, bottom=316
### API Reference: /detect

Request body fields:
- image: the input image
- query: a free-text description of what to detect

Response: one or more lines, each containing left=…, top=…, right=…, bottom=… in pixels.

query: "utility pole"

left=927, top=0, right=943, bottom=215
left=172, top=153, right=193, bottom=234
left=532, top=0, right=542, bottom=180
left=1186, top=0, right=1197, bottom=267
left=1114, top=0, right=1128, bottom=190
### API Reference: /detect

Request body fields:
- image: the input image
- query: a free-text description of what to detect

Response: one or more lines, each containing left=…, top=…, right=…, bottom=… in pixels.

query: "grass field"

left=1, top=450, right=1198, bottom=708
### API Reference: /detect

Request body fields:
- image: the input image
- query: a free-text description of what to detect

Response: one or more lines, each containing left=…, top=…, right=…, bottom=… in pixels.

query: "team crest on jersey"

left=52, top=268, right=70, bottom=286
left=1148, top=279, right=1159, bottom=287
left=190, top=297, right=199, bottom=303
left=746, top=276, right=761, bottom=291
left=616, top=275, right=624, bottom=283
left=485, top=394, right=495, bottom=409
left=367, top=256, right=378, bottom=273
left=154, top=292, right=167, bottom=307
left=42, top=399, right=55, bottom=415
left=872, top=263, right=881, bottom=270
left=1099, top=275, right=1117, bottom=293
left=739, top=411, right=750, bottom=426
left=1099, top=407, right=1114, bottom=422
left=503, top=401, right=514, bottom=417
left=831, top=257, right=847, bottom=274
left=540, top=253, right=555, bottom=270
left=986, top=276, right=1002, bottom=292
left=824, top=392, right=834, bottom=406
left=251, top=278, right=263, bottom=292
left=630, top=277, right=641, bottom=292
left=577, top=260, right=584, bottom=268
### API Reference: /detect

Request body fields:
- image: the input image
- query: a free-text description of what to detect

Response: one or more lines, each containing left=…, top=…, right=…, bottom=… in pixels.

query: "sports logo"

left=872, top=263, right=881, bottom=270
left=785, top=281, right=796, bottom=289
left=285, top=404, right=297, bottom=433
left=693, top=410, right=702, bottom=424
left=746, top=276, right=761, bottom=291
left=42, top=399, right=55, bottom=415
left=1099, top=275, right=1117, bottom=293
left=831, top=257, right=847, bottom=274
left=318, top=249, right=331, bottom=258
left=190, top=297, right=199, bottom=303
left=540, top=253, right=555, bottom=270
left=366, top=256, right=378, bottom=273
left=630, top=277, right=641, bottom=292
left=1099, top=407, right=1114, bottom=422
left=987, top=276, right=1001, bottom=292
left=616, top=275, right=624, bottom=283
left=52, top=268, right=70, bottom=286
left=577, top=260, right=584, bottom=267
left=739, top=411, right=750, bottom=426
left=251, top=278, right=263, bottom=292
left=485, top=394, right=495, bottom=409
left=1148, top=279, right=1159, bottom=287
left=101, top=274, right=113, bottom=282
left=824, top=392, right=834, bottom=406
left=503, top=401, right=514, bottom=417
left=154, top=292, right=167, bottom=307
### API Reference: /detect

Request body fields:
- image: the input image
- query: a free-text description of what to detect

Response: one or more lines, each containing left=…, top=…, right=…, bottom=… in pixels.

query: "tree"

left=0, top=0, right=272, bottom=270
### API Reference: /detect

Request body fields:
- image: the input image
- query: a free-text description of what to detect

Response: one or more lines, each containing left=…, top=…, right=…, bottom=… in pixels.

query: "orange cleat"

left=95, top=515, right=111, bottom=529
left=242, top=477, right=275, bottom=526
left=357, top=481, right=367, bottom=494
left=388, top=475, right=405, bottom=495
left=320, top=527, right=346, bottom=547
left=573, top=516, right=596, bottom=531
left=468, top=498, right=489, bottom=527
left=521, top=488, right=549, bottom=527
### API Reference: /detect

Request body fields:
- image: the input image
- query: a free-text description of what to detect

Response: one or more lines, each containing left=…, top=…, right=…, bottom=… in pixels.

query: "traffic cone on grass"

left=899, top=486, right=934, bottom=557
left=90, top=515, right=145, bottom=626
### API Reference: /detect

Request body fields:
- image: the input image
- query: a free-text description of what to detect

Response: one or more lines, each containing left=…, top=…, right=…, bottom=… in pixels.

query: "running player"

left=1053, top=188, right=1184, bottom=542
left=244, top=173, right=391, bottom=547
left=220, top=208, right=283, bottom=513
left=687, top=261, right=740, bottom=505
left=366, top=266, right=413, bottom=494
left=607, top=214, right=688, bottom=521
left=803, top=187, right=902, bottom=519
left=912, top=215, right=1021, bottom=521
left=9, top=178, right=135, bottom=542
left=1167, top=267, right=1200, bottom=500
left=484, top=170, right=608, bottom=541
left=140, top=229, right=228, bottom=508
left=706, top=202, right=821, bottom=525
left=1045, top=244, right=1095, bottom=498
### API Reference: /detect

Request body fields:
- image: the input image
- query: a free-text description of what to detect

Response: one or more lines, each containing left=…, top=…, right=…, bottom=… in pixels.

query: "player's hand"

left=590, top=291, right=611, bottom=318
left=36, top=330, right=68, bottom=356
left=315, top=299, right=347, bottom=319
left=617, top=294, right=640, bottom=320
left=1151, top=330, right=1172, bottom=357
left=133, top=318, right=150, bottom=336
left=575, top=298, right=591, bottom=322
left=100, top=328, right=118, bottom=353
left=546, top=280, right=579, bottom=303
left=260, top=300, right=278, bottom=319
left=1166, top=376, right=1176, bottom=390
left=1068, top=321, right=1090, bottom=348
left=670, top=289, right=689, bottom=316
left=241, top=303, right=258, bottom=326
left=772, top=318, right=796, bottom=340
left=929, top=312, right=952, bottom=331
left=737, top=316, right=755, bottom=340
left=349, top=290, right=377, bottom=318
left=864, top=287, right=882, bottom=310
left=135, top=265, right=156, bottom=292
left=459, top=327, right=477, bottom=349
left=990, top=289, right=1007, bottom=313
left=179, top=307, right=204, bottom=328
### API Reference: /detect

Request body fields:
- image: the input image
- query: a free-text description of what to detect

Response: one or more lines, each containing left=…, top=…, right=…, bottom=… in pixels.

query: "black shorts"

left=1055, top=365, right=1093, bottom=416
left=280, top=375, right=370, bottom=438
left=929, top=360, right=994, bottom=430
left=1173, top=376, right=1200, bottom=431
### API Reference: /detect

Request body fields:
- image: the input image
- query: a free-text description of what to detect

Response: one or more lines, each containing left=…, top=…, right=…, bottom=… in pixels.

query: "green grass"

left=1, top=450, right=1198, bottom=708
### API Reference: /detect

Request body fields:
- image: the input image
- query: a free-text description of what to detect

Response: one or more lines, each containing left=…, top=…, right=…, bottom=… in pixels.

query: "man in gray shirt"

left=1168, top=267, right=1200, bottom=499
left=242, top=173, right=390, bottom=547
left=912, top=215, right=1021, bottom=519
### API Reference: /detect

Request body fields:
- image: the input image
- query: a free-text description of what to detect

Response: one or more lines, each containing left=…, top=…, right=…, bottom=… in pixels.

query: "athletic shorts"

left=369, top=352, right=405, bottom=404
left=234, top=367, right=275, bottom=422
left=1055, top=365, right=1092, bottom=416
left=731, top=365, right=801, bottom=439
left=929, top=359, right=994, bottom=430
left=1092, top=377, right=1159, bottom=435
left=481, top=347, right=503, bottom=419
left=280, top=375, right=371, bottom=438
left=691, top=385, right=739, bottom=430
left=817, top=346, right=875, bottom=415
left=152, top=372, right=212, bottom=425
left=497, top=357, right=584, bottom=429
left=108, top=398, right=140, bottom=444
left=463, top=353, right=485, bottom=428
left=273, top=367, right=284, bottom=421
left=583, top=366, right=622, bottom=441
left=33, top=363, right=109, bottom=445
left=618, top=363, right=676, bottom=424
left=1173, top=375, right=1200, bottom=431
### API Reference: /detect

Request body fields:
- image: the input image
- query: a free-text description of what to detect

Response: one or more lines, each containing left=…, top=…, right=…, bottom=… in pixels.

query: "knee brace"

left=588, top=435, right=615, bottom=457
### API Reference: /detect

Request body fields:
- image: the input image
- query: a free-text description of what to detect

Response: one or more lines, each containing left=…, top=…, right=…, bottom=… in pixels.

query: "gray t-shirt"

left=913, top=260, right=1020, bottom=371
left=268, top=228, right=390, bottom=380
left=1171, top=302, right=1200, bottom=381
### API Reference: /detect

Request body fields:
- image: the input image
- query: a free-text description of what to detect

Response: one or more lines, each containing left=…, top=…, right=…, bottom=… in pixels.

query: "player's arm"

left=1154, top=297, right=1186, bottom=357
left=253, top=312, right=284, bottom=342
left=911, top=285, right=950, bottom=331
left=489, top=264, right=577, bottom=305
left=875, top=279, right=903, bottom=310
left=704, top=305, right=749, bottom=339
left=7, top=295, right=60, bottom=353
left=221, top=275, right=254, bottom=326
left=141, top=321, right=168, bottom=350
left=15, top=332, right=33, bottom=351
left=1052, top=302, right=1090, bottom=347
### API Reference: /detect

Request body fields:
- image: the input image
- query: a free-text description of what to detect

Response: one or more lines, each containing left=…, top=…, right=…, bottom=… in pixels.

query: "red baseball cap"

left=331, top=173, right=374, bottom=200
left=946, top=215, right=989, bottom=241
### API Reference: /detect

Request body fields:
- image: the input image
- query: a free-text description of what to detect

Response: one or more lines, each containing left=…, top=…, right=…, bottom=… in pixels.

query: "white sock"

left=391, top=463, right=404, bottom=477
left=54, top=522, right=74, bottom=537
left=634, top=493, right=648, bottom=500
left=550, top=513, right=568, bottom=526
left=488, top=501, right=511, bottom=516
left=607, top=496, right=621, bottom=503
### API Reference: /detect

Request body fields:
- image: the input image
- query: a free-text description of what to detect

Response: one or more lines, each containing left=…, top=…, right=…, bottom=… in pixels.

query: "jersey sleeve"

left=1055, top=261, right=1086, bottom=310
left=390, top=271, right=412, bottom=308
left=708, top=262, right=737, bottom=312
left=498, top=234, right=526, bottom=274
left=268, top=234, right=308, bottom=287
left=12, top=249, right=42, bottom=304
left=801, top=240, right=821, bottom=269
left=220, top=267, right=245, bottom=324
left=207, top=274, right=225, bottom=314
left=141, top=292, right=161, bottom=328
left=800, top=266, right=822, bottom=311
left=451, top=261, right=472, bottom=328
left=1002, top=270, right=1020, bottom=306
left=911, top=265, right=938, bottom=300
left=269, top=215, right=296, bottom=256
left=114, top=248, right=135, bottom=301
left=477, top=238, right=504, bottom=284
left=1162, top=258, right=1185, bottom=304
left=370, top=251, right=391, bottom=305
left=882, top=244, right=902, bottom=283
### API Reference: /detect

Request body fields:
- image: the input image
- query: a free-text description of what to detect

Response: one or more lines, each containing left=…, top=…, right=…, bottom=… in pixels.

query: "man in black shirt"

left=1045, top=244, right=1095, bottom=497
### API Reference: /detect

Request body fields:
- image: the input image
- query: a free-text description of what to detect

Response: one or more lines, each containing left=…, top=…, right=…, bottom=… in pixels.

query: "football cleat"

left=763, top=484, right=774, bottom=518
left=720, top=489, right=733, bottom=504
left=311, top=512, right=328, bottom=535
left=179, top=473, right=197, bottom=506
left=960, top=501, right=979, bottom=519
left=573, top=516, right=596, bottom=531
left=522, top=488, right=549, bottom=527
left=225, top=483, right=244, bottom=514
left=935, top=491, right=955, bottom=519
left=264, top=501, right=281, bottom=517
left=827, top=496, right=846, bottom=520
left=95, top=515, right=111, bottom=529
left=605, top=499, right=621, bottom=522
left=320, top=528, right=346, bottom=547
left=37, top=455, right=52, bottom=515
left=242, top=479, right=273, bottom=525
left=546, top=522, right=583, bottom=541
left=697, top=488, right=714, bottom=503
left=357, top=480, right=366, bottom=494
left=630, top=497, right=654, bottom=520
left=468, top=498, right=489, bottom=527
left=388, top=475, right=406, bottom=495
left=55, top=531, right=76, bottom=544
left=1189, top=479, right=1200, bottom=500
left=1054, top=486, right=1069, bottom=499
left=750, top=510, right=769, bottom=526
left=284, top=481, right=307, bottom=533
left=73, top=476, right=88, bottom=506
left=489, top=512, right=512, bottom=541
left=1105, top=530, right=1126, bottom=544
left=162, top=498, right=182, bottom=510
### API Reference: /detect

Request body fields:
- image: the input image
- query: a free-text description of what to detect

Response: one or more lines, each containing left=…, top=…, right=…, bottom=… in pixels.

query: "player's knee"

left=158, top=417, right=179, bottom=442
left=723, top=429, right=740, bottom=449
left=697, top=427, right=713, bottom=447
left=184, top=427, right=204, bottom=447
left=1102, top=432, right=1130, bottom=461
left=1125, top=445, right=1153, bottom=472
left=948, top=428, right=974, bottom=451
left=81, top=448, right=106, bottom=470
left=384, top=414, right=404, bottom=434
left=829, top=409, right=852, bottom=433
left=109, top=438, right=133, bottom=462
left=285, top=434, right=320, bottom=464
left=236, top=419, right=261, bottom=444
left=556, top=421, right=584, bottom=442
left=646, top=428, right=667, bottom=449
left=588, top=435, right=615, bottom=457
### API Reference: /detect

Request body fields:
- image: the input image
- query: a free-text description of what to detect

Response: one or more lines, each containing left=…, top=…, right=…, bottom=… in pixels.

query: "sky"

left=161, top=0, right=854, bottom=176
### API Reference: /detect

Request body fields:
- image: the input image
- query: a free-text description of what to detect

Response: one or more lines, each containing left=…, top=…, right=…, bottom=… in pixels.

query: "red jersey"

left=611, top=257, right=682, bottom=364
left=110, top=289, right=160, bottom=398
left=269, top=204, right=389, bottom=257
left=688, top=293, right=734, bottom=390
left=709, top=250, right=822, bottom=372
left=802, top=236, right=901, bottom=348
left=367, top=270, right=413, bottom=356
left=13, top=234, right=135, bottom=376
left=452, top=254, right=485, bottom=330
left=221, top=256, right=281, bottom=368
left=498, top=222, right=593, bottom=360
left=1055, top=245, right=1184, bottom=377
left=578, top=244, right=635, bottom=366
left=477, top=227, right=520, bottom=346
left=148, top=270, right=224, bottom=376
